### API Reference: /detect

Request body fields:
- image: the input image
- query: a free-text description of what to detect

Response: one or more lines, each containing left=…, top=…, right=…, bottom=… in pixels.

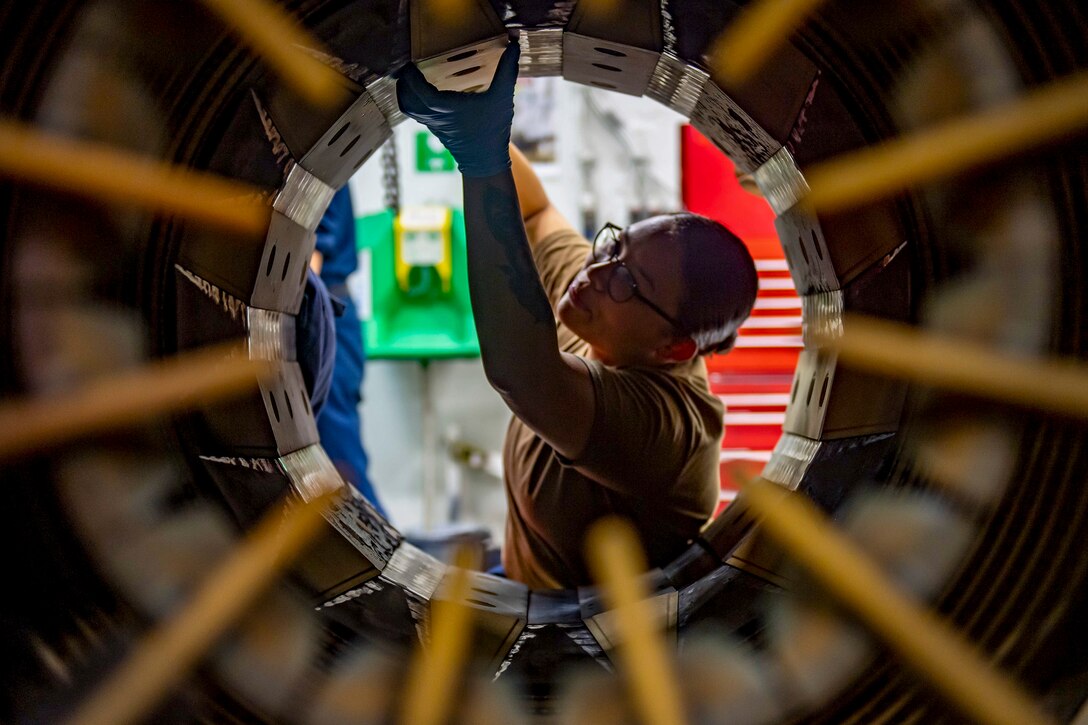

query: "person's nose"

left=584, top=258, right=614, bottom=291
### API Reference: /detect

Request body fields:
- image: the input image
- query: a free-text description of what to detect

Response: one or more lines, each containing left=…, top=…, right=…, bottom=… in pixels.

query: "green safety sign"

left=415, top=131, right=456, bottom=172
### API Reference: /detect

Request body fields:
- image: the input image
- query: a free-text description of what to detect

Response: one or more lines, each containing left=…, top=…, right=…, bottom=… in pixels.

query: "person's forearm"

left=509, top=144, right=550, bottom=221
left=462, top=171, right=560, bottom=392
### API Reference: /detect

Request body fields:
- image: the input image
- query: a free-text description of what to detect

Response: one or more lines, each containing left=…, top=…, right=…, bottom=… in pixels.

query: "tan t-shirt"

left=501, top=228, right=724, bottom=589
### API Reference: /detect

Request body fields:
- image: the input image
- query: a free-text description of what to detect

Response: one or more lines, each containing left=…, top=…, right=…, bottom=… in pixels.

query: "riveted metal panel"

left=784, top=349, right=837, bottom=439
left=246, top=308, right=294, bottom=362
left=668, top=0, right=818, bottom=147
left=272, top=162, right=334, bottom=231
left=783, top=349, right=907, bottom=440
left=584, top=589, right=679, bottom=652
left=762, top=433, right=822, bottom=491
left=418, top=36, right=510, bottom=92
left=298, top=92, right=391, bottom=188
left=381, top=542, right=448, bottom=599
left=753, top=145, right=809, bottom=216
left=285, top=463, right=404, bottom=592
left=292, top=525, right=382, bottom=606
left=801, top=290, right=845, bottom=348
left=252, top=211, right=313, bottom=313
left=562, top=33, right=661, bottom=96
left=518, top=27, right=564, bottom=77
left=278, top=448, right=383, bottom=605
left=578, top=569, right=672, bottom=621
left=433, top=570, right=529, bottom=670
left=578, top=570, right=677, bottom=654
left=262, top=77, right=360, bottom=162
left=645, top=51, right=708, bottom=117
left=174, top=262, right=314, bottom=463
left=279, top=444, right=342, bottom=501
left=775, top=207, right=837, bottom=295
left=320, top=488, right=402, bottom=570
left=800, top=242, right=910, bottom=347
left=175, top=212, right=307, bottom=313
left=435, top=570, right=529, bottom=620
left=690, top=81, right=779, bottom=172
left=259, top=361, right=320, bottom=452
left=199, top=360, right=317, bottom=458
left=365, top=75, right=405, bottom=126
left=777, top=200, right=908, bottom=295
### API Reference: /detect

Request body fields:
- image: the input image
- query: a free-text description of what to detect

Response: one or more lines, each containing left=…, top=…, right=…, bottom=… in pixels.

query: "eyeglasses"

left=590, top=222, right=685, bottom=334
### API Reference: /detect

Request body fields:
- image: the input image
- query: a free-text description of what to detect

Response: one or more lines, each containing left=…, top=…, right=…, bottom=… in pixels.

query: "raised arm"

left=509, top=144, right=574, bottom=247
left=397, top=45, right=593, bottom=457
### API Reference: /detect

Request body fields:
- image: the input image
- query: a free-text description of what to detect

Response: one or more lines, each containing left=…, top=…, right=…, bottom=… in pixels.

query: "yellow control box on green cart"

left=356, top=206, right=480, bottom=360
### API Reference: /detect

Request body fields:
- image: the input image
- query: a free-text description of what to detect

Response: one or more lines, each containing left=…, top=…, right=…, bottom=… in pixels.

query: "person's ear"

left=658, top=337, right=697, bottom=363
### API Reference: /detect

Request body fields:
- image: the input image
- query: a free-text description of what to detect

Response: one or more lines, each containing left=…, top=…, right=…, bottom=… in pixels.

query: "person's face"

left=557, top=216, right=690, bottom=366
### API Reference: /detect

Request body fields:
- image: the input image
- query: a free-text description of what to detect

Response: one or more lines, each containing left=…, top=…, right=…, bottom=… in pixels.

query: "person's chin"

left=557, top=295, right=577, bottom=324
left=558, top=298, right=588, bottom=333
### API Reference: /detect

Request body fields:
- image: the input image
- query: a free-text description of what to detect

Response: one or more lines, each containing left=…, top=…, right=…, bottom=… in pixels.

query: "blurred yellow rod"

left=578, top=0, right=621, bottom=21
left=709, top=0, right=829, bottom=85
left=824, top=314, right=1088, bottom=419
left=68, top=491, right=336, bottom=725
left=743, top=478, right=1055, bottom=725
left=586, top=517, right=685, bottom=725
left=398, top=547, right=477, bottom=725
left=0, top=122, right=267, bottom=234
left=0, top=343, right=269, bottom=461
left=199, top=0, right=341, bottom=107
left=805, top=71, right=1088, bottom=214
left=424, top=0, right=471, bottom=24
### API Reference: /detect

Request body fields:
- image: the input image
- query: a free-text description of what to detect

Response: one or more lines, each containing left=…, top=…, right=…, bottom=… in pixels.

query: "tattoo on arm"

left=482, top=181, right=554, bottom=325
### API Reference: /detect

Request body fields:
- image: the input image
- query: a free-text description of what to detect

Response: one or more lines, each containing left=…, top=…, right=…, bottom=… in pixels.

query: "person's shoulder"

left=606, top=359, right=723, bottom=415
left=671, top=357, right=721, bottom=402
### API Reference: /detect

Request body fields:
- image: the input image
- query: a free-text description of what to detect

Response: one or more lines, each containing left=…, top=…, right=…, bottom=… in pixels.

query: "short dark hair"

left=667, top=212, right=758, bottom=355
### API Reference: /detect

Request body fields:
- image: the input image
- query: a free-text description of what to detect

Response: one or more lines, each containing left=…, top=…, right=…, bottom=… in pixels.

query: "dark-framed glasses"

left=591, top=222, right=686, bottom=334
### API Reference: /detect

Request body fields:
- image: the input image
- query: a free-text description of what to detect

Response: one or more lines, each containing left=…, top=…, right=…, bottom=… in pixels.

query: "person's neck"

left=586, top=347, right=613, bottom=365
left=587, top=346, right=672, bottom=369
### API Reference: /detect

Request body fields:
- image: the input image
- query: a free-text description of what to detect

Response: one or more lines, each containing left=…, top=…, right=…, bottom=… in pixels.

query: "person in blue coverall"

left=296, top=268, right=335, bottom=421
left=309, top=186, right=389, bottom=517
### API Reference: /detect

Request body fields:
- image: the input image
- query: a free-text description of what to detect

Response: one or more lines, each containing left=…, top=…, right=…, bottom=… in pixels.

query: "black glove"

left=396, top=40, right=521, bottom=178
